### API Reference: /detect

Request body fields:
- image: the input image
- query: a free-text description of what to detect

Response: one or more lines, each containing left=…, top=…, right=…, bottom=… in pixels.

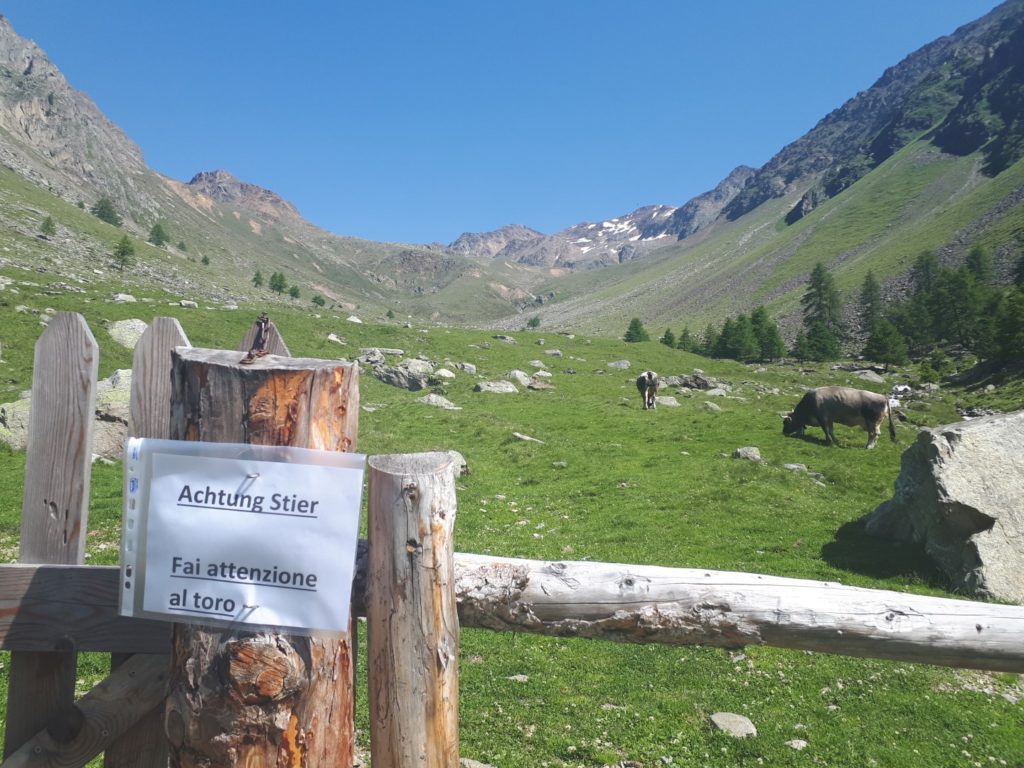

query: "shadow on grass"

left=821, top=519, right=952, bottom=591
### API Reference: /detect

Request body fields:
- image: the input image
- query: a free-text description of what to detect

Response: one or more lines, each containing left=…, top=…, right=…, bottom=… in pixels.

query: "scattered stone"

left=863, top=411, right=1024, bottom=603
left=607, top=360, right=631, bottom=369
left=474, top=381, right=518, bottom=394
left=703, top=401, right=722, bottom=412
left=433, top=368, right=456, bottom=379
left=654, top=395, right=680, bottom=407
left=373, top=359, right=434, bottom=391
left=456, top=362, right=477, bottom=375
left=347, top=315, right=363, bottom=324
left=784, top=463, right=807, bottom=473
left=507, top=370, right=532, bottom=387
left=527, top=378, right=554, bottom=390
left=705, top=387, right=729, bottom=397
left=544, top=349, right=563, bottom=357
left=327, top=333, right=346, bottom=345
left=552, top=461, right=568, bottom=468
left=528, top=359, right=548, bottom=369
left=493, top=335, right=517, bottom=344
left=360, top=347, right=403, bottom=357
left=222, top=304, right=239, bottom=310
left=536, top=338, right=545, bottom=345
left=532, top=370, right=552, bottom=379
left=418, top=393, right=461, bottom=410
left=507, top=674, right=529, bottom=682
left=112, top=293, right=136, bottom=303
left=460, top=759, right=495, bottom=768
left=179, top=299, right=198, bottom=309
left=855, top=369, right=886, bottom=384
left=358, top=348, right=385, bottom=366
left=107, top=319, right=148, bottom=350
left=709, top=712, right=757, bottom=738
left=786, top=739, right=809, bottom=751
left=733, top=446, right=763, bottom=463
left=512, top=431, right=544, bottom=443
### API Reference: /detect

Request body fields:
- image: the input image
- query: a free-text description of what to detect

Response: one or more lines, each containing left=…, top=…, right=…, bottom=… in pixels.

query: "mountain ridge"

left=0, top=4, right=1021, bottom=339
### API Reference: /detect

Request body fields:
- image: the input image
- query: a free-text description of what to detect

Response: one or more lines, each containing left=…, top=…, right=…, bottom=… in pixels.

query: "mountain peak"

left=188, top=169, right=301, bottom=222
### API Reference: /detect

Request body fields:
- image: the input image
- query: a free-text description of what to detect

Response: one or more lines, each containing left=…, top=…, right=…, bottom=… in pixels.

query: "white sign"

left=121, top=438, right=365, bottom=633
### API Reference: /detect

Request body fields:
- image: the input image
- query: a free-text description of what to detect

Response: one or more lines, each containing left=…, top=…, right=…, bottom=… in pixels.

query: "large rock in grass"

left=0, top=369, right=132, bottom=460
left=372, top=358, right=434, bottom=391
left=863, top=411, right=1024, bottom=604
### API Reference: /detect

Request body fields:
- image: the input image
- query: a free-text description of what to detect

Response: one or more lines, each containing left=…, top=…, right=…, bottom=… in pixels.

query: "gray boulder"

left=507, top=370, right=532, bottom=387
left=372, top=358, right=434, bottom=391
left=863, top=411, right=1024, bottom=603
left=474, top=381, right=518, bottom=394
left=108, top=319, right=148, bottom=350
left=418, top=393, right=461, bottom=410
left=710, top=712, right=757, bottom=738
left=607, top=360, right=631, bottom=370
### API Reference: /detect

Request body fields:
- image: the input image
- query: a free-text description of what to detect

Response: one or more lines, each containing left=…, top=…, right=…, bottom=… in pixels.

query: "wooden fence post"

left=106, top=317, right=191, bottom=768
left=3, top=313, right=98, bottom=758
left=164, top=347, right=358, bottom=768
left=367, top=452, right=459, bottom=768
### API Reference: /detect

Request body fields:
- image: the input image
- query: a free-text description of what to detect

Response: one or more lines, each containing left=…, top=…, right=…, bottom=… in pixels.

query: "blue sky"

left=1, top=1, right=1004, bottom=244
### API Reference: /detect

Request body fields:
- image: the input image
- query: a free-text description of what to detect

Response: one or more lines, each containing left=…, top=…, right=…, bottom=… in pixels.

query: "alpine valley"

left=0, top=1, right=1022, bottom=339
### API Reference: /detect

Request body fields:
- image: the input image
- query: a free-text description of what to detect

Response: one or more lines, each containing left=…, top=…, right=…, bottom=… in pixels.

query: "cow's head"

left=782, top=412, right=800, bottom=436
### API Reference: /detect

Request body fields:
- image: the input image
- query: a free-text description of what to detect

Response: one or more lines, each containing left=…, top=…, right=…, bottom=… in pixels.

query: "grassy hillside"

left=513, top=146, right=1024, bottom=337
left=1, top=272, right=1021, bottom=766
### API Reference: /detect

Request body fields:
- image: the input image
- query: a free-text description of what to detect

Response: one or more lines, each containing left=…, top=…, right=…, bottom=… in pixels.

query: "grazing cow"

left=782, top=386, right=895, bottom=448
left=636, top=370, right=659, bottom=410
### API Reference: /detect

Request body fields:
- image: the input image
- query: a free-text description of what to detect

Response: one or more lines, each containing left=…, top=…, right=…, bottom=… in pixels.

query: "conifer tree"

left=40, top=215, right=56, bottom=237
left=148, top=222, right=170, bottom=246
left=659, top=328, right=676, bottom=347
left=624, top=318, right=650, bottom=342
left=801, top=262, right=844, bottom=339
left=676, top=326, right=696, bottom=352
left=859, top=271, right=882, bottom=333
left=91, top=197, right=122, bottom=227
left=113, top=235, right=134, bottom=270
left=862, top=318, right=908, bottom=369
left=750, top=306, right=786, bottom=361
left=252, top=270, right=264, bottom=288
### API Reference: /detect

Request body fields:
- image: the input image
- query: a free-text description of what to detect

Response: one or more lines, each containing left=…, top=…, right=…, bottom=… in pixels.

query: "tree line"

left=625, top=244, right=1024, bottom=368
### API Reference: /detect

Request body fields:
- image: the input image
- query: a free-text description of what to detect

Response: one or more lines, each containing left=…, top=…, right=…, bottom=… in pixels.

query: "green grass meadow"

left=0, top=271, right=1021, bottom=766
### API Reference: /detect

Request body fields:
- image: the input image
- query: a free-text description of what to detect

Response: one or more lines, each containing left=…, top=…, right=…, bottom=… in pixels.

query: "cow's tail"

left=887, top=403, right=897, bottom=442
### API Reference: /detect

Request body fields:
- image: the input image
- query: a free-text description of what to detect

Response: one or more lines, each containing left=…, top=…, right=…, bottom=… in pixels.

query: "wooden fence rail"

left=3, top=312, right=1024, bottom=768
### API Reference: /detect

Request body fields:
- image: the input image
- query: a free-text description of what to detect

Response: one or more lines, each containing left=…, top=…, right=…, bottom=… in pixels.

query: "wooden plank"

left=165, top=348, right=358, bottom=767
left=3, top=551, right=1024, bottom=672
left=0, top=565, right=168, bottom=653
left=5, top=313, right=98, bottom=759
left=237, top=314, right=290, bottom=357
left=127, top=316, right=191, bottom=441
left=454, top=554, right=1024, bottom=672
left=0, top=654, right=169, bottom=768
left=112, top=316, right=187, bottom=768
left=367, top=453, right=460, bottom=768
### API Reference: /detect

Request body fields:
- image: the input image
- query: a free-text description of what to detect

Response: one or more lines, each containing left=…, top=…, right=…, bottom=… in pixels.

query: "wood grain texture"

left=454, top=554, right=1024, bottom=672
left=1, top=654, right=169, bottom=768
left=0, top=565, right=168, bottom=653
left=113, top=317, right=187, bottom=768
left=5, top=313, right=98, bottom=759
left=367, top=453, right=460, bottom=768
left=166, top=348, right=358, bottom=768
left=127, top=317, right=191, bottom=441
left=2, top=553, right=1024, bottom=671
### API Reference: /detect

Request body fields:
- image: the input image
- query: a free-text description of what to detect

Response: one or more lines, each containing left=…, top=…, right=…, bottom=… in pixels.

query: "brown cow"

left=782, top=386, right=896, bottom=448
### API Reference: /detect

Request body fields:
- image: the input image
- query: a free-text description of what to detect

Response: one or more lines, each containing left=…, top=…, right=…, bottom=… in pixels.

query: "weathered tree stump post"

left=165, top=348, right=359, bottom=767
left=367, top=452, right=459, bottom=767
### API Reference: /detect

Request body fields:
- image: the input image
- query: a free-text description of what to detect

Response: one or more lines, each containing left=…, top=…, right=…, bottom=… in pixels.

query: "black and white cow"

left=636, top=371, right=659, bottom=410
left=782, top=386, right=895, bottom=448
